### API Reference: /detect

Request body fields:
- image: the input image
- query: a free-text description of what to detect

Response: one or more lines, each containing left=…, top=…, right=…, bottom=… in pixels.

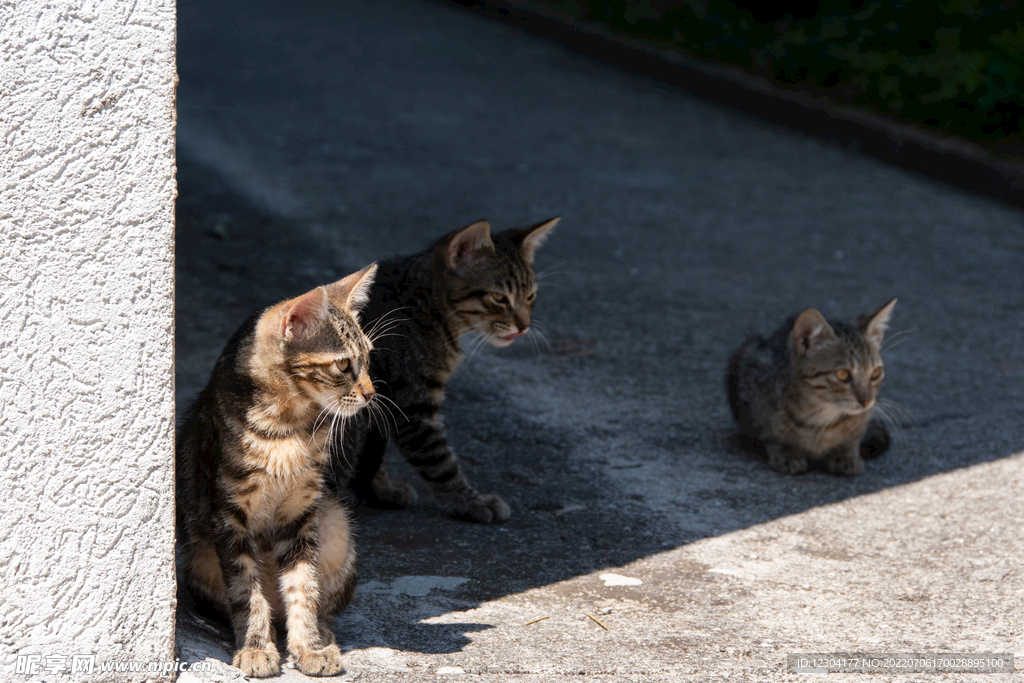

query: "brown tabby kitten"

left=330, top=217, right=559, bottom=523
left=176, top=265, right=377, bottom=678
left=727, top=298, right=896, bottom=476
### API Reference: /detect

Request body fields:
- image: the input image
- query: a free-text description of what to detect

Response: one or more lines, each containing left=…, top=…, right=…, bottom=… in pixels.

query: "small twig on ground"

left=523, top=616, right=550, bottom=626
left=586, top=613, right=610, bottom=631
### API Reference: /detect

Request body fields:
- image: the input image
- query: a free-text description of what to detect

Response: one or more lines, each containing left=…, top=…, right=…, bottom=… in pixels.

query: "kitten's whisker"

left=805, top=410, right=832, bottom=437
left=535, top=260, right=572, bottom=278
left=871, top=403, right=905, bottom=444
left=458, top=332, right=481, bottom=360
left=367, top=320, right=404, bottom=337
left=331, top=411, right=354, bottom=471
left=373, top=393, right=408, bottom=424
left=526, top=330, right=540, bottom=357
left=364, top=307, right=412, bottom=338
left=526, top=328, right=544, bottom=359
left=875, top=397, right=915, bottom=423
left=369, top=319, right=407, bottom=334
left=800, top=403, right=843, bottom=440
left=311, top=397, right=339, bottom=450
left=881, top=337, right=912, bottom=352
left=874, top=398, right=914, bottom=443
left=364, top=400, right=381, bottom=438
left=279, top=374, right=313, bottom=404
left=333, top=429, right=351, bottom=472
left=312, top=398, right=343, bottom=450
left=533, top=281, right=570, bottom=291
left=369, top=313, right=409, bottom=330
left=309, top=403, right=336, bottom=445
left=881, top=328, right=916, bottom=352
left=364, top=399, right=382, bottom=436
left=375, top=401, right=400, bottom=439
left=462, top=333, right=491, bottom=365
left=325, top=409, right=342, bottom=463
left=463, top=337, right=483, bottom=364
left=365, top=399, right=398, bottom=447
left=367, top=379, right=410, bottom=427
left=368, top=399, right=399, bottom=440
left=281, top=389, right=308, bottom=405
left=444, top=305, right=480, bottom=331
left=367, top=317, right=410, bottom=343
left=528, top=322, right=555, bottom=356
left=371, top=378, right=394, bottom=393
left=368, top=399, right=392, bottom=439
left=369, top=332, right=407, bottom=343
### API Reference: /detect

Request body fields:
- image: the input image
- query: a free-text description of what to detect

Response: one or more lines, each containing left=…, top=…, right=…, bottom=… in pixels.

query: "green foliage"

left=535, top=0, right=1024, bottom=151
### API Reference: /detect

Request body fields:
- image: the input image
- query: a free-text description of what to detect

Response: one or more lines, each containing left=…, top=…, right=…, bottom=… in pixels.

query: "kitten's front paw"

left=370, top=480, right=418, bottom=509
left=827, top=453, right=865, bottom=477
left=768, top=450, right=808, bottom=475
left=459, top=494, right=510, bottom=524
left=233, top=647, right=280, bottom=678
left=296, top=644, right=344, bottom=677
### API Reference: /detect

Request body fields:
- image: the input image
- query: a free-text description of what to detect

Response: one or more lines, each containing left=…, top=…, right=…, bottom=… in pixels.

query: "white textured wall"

left=0, top=0, right=176, bottom=681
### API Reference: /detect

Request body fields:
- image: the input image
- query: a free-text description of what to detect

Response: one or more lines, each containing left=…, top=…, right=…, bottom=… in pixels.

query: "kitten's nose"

left=513, top=308, right=531, bottom=332
left=357, top=374, right=375, bottom=402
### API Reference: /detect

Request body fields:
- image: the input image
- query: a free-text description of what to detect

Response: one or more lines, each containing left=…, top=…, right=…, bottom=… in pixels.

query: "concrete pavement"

left=174, top=0, right=1024, bottom=680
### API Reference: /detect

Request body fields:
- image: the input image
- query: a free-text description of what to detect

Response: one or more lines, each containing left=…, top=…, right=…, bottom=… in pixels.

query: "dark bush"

left=535, top=0, right=1024, bottom=153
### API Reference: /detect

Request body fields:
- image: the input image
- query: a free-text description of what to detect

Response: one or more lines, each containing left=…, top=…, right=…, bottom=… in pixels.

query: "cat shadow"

left=725, top=432, right=766, bottom=461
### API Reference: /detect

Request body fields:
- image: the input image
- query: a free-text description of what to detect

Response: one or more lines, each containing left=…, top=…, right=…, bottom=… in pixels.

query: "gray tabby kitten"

left=177, top=266, right=376, bottom=678
left=331, top=217, right=559, bottom=523
left=727, top=298, right=896, bottom=476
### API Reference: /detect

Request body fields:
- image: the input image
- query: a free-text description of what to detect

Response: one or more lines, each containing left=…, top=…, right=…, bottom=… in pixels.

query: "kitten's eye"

left=870, top=366, right=884, bottom=381
left=526, top=291, right=537, bottom=304
left=835, top=369, right=851, bottom=382
left=336, top=358, right=350, bottom=373
left=487, top=292, right=508, bottom=306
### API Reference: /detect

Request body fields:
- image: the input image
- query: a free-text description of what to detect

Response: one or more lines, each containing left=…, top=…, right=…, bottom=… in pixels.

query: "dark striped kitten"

left=176, top=265, right=377, bottom=678
left=331, top=217, right=559, bottom=523
left=727, top=298, right=896, bottom=476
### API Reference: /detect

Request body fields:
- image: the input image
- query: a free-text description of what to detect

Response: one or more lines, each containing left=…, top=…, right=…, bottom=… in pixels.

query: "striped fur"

left=176, top=265, right=377, bottom=678
left=330, top=217, right=559, bottom=523
left=727, top=298, right=896, bottom=476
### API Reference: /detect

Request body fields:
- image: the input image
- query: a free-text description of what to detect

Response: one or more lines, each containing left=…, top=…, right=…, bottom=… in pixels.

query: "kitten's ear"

left=509, top=216, right=560, bottom=264
left=445, top=220, right=494, bottom=272
left=282, top=287, right=328, bottom=344
left=857, top=297, right=896, bottom=347
left=791, top=308, right=835, bottom=356
left=326, top=263, right=378, bottom=314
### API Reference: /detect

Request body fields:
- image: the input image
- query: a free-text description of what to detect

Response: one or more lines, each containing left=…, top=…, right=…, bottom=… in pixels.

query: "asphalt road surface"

left=174, top=0, right=1024, bottom=680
